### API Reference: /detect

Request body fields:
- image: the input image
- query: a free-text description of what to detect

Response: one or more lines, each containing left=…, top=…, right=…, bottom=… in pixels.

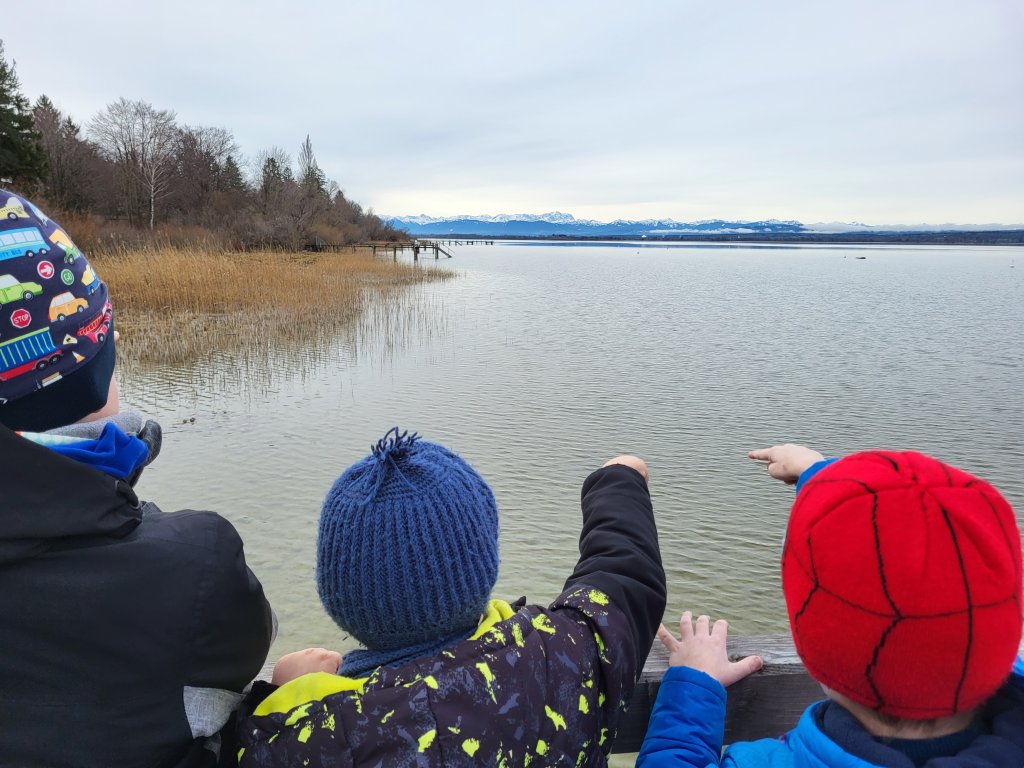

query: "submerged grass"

left=91, top=245, right=455, bottom=367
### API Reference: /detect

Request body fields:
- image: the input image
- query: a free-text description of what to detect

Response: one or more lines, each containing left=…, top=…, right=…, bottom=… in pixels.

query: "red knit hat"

left=782, top=451, right=1022, bottom=720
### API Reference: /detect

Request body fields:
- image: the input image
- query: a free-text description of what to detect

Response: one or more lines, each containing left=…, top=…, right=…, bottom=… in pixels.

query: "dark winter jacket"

left=234, top=463, right=666, bottom=767
left=0, top=421, right=274, bottom=768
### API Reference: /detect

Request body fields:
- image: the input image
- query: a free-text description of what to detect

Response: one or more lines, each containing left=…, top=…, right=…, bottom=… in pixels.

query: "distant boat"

left=855, top=256, right=867, bottom=260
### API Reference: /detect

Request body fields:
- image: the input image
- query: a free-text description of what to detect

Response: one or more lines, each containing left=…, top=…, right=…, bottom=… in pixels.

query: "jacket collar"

left=0, top=424, right=143, bottom=565
left=789, top=671, right=1024, bottom=768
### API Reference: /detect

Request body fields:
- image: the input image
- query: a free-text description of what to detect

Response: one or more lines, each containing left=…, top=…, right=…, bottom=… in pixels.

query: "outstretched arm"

left=564, top=456, right=666, bottom=676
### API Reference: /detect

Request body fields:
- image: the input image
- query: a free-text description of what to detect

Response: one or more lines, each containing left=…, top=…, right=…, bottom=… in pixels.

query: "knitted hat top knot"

left=782, top=451, right=1022, bottom=720
left=317, top=428, right=500, bottom=657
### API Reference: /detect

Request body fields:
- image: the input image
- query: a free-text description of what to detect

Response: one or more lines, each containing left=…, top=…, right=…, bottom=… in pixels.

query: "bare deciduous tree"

left=89, top=98, right=178, bottom=230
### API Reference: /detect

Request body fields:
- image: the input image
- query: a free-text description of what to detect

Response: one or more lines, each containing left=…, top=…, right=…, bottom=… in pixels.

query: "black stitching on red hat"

left=937, top=500, right=974, bottom=714
left=793, top=533, right=820, bottom=626
left=864, top=619, right=901, bottom=710
left=966, top=481, right=1021, bottom=583
left=938, top=461, right=954, bottom=486
left=871, top=490, right=901, bottom=618
left=864, top=451, right=900, bottom=471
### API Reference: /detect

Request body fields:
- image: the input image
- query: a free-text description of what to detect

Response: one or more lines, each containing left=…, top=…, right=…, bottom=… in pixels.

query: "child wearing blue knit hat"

left=234, top=427, right=668, bottom=767
left=318, top=428, right=501, bottom=675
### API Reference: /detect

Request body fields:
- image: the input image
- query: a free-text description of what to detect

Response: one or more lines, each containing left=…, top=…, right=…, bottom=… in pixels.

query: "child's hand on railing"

left=657, top=611, right=763, bottom=687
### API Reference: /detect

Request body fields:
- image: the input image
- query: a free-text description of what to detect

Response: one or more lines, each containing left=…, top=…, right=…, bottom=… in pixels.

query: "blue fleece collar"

left=20, top=422, right=148, bottom=479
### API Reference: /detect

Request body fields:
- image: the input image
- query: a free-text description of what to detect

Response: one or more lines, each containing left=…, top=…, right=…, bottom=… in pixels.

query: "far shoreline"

left=411, top=230, right=1024, bottom=246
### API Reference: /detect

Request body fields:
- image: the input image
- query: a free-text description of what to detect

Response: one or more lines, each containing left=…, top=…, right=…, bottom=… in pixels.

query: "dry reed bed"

left=90, top=246, right=454, bottom=366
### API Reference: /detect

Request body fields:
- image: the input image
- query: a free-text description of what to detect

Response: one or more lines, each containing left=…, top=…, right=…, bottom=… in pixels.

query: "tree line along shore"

left=1, top=40, right=451, bottom=366
left=0, top=40, right=409, bottom=256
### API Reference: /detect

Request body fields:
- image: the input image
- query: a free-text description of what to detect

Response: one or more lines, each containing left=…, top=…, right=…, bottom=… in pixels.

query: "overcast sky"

left=7, top=1, right=1023, bottom=224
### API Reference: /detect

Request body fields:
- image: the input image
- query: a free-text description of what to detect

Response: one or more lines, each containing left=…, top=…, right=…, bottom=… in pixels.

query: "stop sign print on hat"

left=10, top=308, right=31, bottom=328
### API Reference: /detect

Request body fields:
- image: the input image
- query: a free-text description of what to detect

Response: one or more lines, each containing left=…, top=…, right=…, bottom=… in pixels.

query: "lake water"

left=124, top=241, right=1024, bottom=657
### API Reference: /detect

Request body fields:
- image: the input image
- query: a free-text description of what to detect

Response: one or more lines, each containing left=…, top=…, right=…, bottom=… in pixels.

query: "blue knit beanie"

left=317, top=428, right=499, bottom=663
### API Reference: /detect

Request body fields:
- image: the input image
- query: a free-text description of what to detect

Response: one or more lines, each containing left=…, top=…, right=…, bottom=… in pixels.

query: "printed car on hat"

left=1, top=197, right=29, bottom=221
left=49, top=291, right=88, bottom=322
left=76, top=302, right=112, bottom=344
left=0, top=274, right=43, bottom=305
left=48, top=228, right=80, bottom=263
left=0, top=228, right=49, bottom=262
left=81, top=265, right=98, bottom=294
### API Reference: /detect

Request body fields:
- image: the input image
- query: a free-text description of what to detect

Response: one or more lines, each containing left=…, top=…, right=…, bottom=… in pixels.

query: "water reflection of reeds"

left=92, top=246, right=455, bottom=398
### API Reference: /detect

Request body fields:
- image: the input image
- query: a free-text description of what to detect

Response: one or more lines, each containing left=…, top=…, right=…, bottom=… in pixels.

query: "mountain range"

left=384, top=212, right=1024, bottom=238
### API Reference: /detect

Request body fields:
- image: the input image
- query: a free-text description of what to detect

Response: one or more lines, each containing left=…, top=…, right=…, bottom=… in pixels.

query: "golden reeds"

left=90, top=245, right=454, bottom=368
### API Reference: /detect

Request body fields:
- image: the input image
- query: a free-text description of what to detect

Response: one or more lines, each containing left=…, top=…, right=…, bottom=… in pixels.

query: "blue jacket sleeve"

left=795, top=458, right=839, bottom=494
left=637, top=665, right=727, bottom=768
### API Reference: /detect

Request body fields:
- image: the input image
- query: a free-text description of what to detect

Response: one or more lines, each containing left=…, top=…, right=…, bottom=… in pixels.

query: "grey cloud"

left=7, top=0, right=1023, bottom=223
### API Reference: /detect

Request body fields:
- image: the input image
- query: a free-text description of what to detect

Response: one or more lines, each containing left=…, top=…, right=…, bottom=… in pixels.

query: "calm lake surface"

left=125, top=242, right=1024, bottom=656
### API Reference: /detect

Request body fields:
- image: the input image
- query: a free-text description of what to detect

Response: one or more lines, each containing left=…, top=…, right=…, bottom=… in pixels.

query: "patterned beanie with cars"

left=0, top=190, right=114, bottom=432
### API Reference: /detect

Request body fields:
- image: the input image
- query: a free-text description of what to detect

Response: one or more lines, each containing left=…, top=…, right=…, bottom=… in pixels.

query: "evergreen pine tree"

left=0, top=41, right=46, bottom=186
left=221, top=155, right=246, bottom=194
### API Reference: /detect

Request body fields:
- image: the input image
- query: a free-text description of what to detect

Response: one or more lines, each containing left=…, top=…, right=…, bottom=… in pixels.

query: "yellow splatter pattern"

left=237, top=586, right=636, bottom=768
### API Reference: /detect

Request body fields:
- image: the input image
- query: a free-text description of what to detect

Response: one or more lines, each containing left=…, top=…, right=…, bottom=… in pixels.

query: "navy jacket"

left=0, top=424, right=274, bottom=768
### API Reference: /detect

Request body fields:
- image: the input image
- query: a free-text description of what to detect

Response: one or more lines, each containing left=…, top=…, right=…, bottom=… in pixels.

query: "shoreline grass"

left=91, top=245, right=455, bottom=366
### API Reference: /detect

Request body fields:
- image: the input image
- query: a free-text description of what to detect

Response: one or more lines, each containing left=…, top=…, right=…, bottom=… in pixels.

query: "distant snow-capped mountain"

left=392, top=212, right=598, bottom=226
left=384, top=212, right=1024, bottom=237
left=806, top=221, right=1024, bottom=233
left=384, top=212, right=805, bottom=237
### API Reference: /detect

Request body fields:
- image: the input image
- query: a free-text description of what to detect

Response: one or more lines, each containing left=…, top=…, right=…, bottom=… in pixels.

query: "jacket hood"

left=783, top=670, right=1024, bottom=768
left=0, top=424, right=143, bottom=564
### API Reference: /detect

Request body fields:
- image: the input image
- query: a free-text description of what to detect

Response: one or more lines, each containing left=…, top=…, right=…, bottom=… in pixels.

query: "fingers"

left=695, top=614, right=711, bottom=636
left=747, top=448, right=773, bottom=462
left=603, top=455, right=649, bottom=483
left=656, top=623, right=679, bottom=652
left=321, top=650, right=343, bottom=670
left=732, top=655, right=764, bottom=681
left=711, top=618, right=729, bottom=642
left=678, top=611, right=694, bottom=640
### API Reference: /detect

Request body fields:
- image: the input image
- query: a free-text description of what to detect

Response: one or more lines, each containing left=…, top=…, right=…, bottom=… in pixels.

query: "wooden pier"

left=364, top=239, right=495, bottom=261
left=368, top=240, right=452, bottom=261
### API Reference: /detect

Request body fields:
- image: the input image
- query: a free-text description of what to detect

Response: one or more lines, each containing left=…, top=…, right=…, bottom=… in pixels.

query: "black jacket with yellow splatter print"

left=234, top=463, right=665, bottom=767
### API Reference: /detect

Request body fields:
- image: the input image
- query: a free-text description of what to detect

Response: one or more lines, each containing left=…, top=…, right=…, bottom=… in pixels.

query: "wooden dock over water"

left=362, top=239, right=495, bottom=261
left=370, top=240, right=452, bottom=260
